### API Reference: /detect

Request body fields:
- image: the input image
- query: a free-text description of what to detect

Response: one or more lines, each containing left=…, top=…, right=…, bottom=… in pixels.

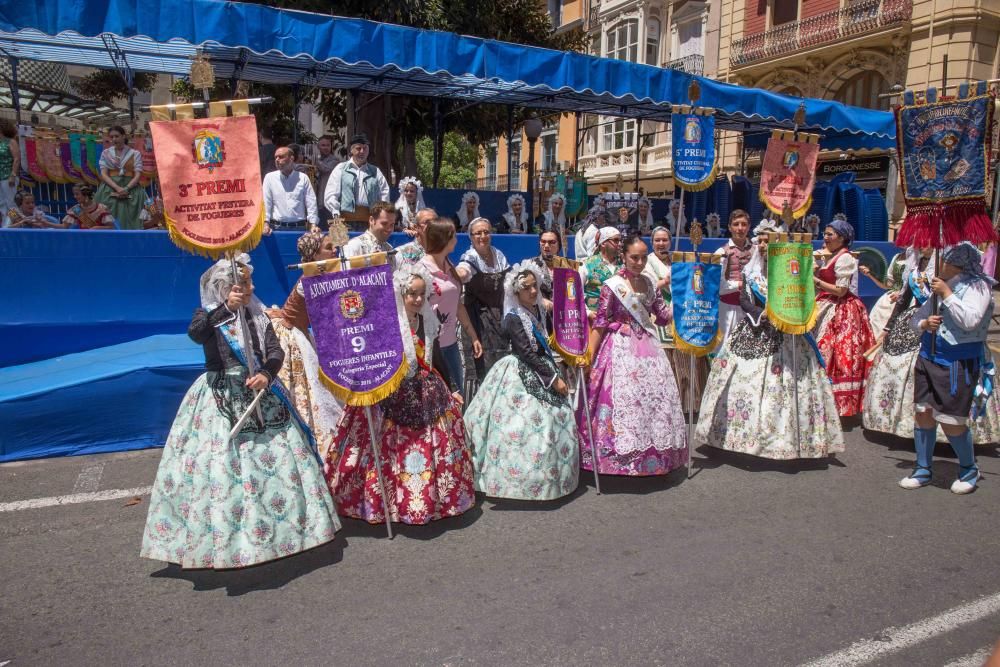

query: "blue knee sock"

left=945, top=428, right=977, bottom=480
left=913, top=426, right=935, bottom=472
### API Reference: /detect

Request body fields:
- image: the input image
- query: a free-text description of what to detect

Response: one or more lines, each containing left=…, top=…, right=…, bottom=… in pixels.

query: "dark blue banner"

left=671, top=112, right=717, bottom=191
left=897, top=95, right=991, bottom=203
left=670, top=259, right=721, bottom=356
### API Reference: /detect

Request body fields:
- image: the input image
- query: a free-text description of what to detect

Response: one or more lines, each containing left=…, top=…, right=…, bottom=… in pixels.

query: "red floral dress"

left=324, top=328, right=475, bottom=525
left=814, top=249, right=875, bottom=417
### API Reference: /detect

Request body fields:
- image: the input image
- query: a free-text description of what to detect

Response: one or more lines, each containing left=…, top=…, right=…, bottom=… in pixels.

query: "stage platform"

left=0, top=334, right=202, bottom=462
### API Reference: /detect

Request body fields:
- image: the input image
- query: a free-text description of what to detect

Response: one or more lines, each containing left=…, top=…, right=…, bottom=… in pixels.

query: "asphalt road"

left=2, top=423, right=999, bottom=666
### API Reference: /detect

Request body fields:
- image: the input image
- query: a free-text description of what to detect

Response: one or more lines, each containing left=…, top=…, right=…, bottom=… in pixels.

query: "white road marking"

left=803, top=592, right=1000, bottom=666
left=71, top=462, right=106, bottom=494
left=0, top=486, right=152, bottom=513
left=944, top=647, right=992, bottom=667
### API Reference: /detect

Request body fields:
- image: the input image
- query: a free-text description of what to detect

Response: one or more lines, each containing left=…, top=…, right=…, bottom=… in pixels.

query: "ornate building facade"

left=716, top=0, right=1000, bottom=199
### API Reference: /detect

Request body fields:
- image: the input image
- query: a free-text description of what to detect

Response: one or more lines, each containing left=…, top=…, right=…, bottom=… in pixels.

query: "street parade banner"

left=301, top=260, right=408, bottom=405
left=671, top=108, right=717, bottom=191
left=150, top=114, right=264, bottom=258
left=766, top=240, right=817, bottom=334
left=670, top=255, right=721, bottom=356
left=550, top=267, right=589, bottom=365
left=894, top=82, right=996, bottom=247
left=760, top=129, right=820, bottom=218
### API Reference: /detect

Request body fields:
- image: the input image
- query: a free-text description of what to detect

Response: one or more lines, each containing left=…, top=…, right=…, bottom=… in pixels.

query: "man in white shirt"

left=323, top=133, right=390, bottom=231
left=262, top=146, right=318, bottom=232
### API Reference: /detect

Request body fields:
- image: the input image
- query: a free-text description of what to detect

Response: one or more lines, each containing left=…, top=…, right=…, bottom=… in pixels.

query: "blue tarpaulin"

left=0, top=0, right=895, bottom=149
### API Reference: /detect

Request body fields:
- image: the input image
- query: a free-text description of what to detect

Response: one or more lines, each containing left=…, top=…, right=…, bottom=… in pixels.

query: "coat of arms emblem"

left=192, top=129, right=225, bottom=173
left=340, top=290, right=365, bottom=320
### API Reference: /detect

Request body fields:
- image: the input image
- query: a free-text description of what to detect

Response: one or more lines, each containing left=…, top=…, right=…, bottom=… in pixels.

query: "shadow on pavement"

left=690, top=444, right=846, bottom=474
left=479, top=485, right=588, bottom=512
left=575, top=466, right=688, bottom=494
left=334, top=503, right=485, bottom=542
left=149, top=536, right=346, bottom=596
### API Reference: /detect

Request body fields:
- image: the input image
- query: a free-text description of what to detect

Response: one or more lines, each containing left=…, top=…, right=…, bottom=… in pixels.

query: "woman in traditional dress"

left=455, top=191, right=480, bottom=232
left=580, top=234, right=688, bottom=476
left=812, top=218, right=876, bottom=417
left=394, top=176, right=425, bottom=232
left=580, top=227, right=623, bottom=320
left=94, top=125, right=145, bottom=230
left=141, top=256, right=340, bottom=569
left=863, top=248, right=1000, bottom=445
left=696, top=223, right=845, bottom=459
left=465, top=261, right=580, bottom=500
left=0, top=119, right=19, bottom=226
left=324, top=263, right=476, bottom=525
left=642, top=226, right=708, bottom=414
left=266, top=231, right=344, bottom=460
left=500, top=193, right=531, bottom=234
left=456, top=217, right=511, bottom=381
left=861, top=249, right=907, bottom=335
left=62, top=184, right=116, bottom=229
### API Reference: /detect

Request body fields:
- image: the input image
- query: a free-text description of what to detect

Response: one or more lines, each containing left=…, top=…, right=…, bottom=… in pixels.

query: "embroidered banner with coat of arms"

left=301, top=262, right=408, bottom=405
left=150, top=114, right=264, bottom=258
left=671, top=108, right=718, bottom=192
left=550, top=267, right=590, bottom=366
left=766, top=240, right=817, bottom=334
left=760, top=129, right=820, bottom=219
left=670, top=256, right=721, bottom=356
left=894, top=82, right=997, bottom=248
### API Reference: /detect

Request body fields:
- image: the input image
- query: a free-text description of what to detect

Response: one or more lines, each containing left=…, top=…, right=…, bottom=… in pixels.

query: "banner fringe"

left=318, top=357, right=410, bottom=407
left=164, top=205, right=265, bottom=259
left=675, top=160, right=719, bottom=193
left=671, top=323, right=720, bottom=357
left=761, top=190, right=813, bottom=219
left=549, top=333, right=590, bottom=368
left=766, top=302, right=818, bottom=335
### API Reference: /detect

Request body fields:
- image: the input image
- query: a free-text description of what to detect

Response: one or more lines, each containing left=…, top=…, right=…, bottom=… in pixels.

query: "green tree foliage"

left=240, top=0, right=585, bottom=178
left=74, top=70, right=158, bottom=102
left=415, top=132, right=479, bottom=189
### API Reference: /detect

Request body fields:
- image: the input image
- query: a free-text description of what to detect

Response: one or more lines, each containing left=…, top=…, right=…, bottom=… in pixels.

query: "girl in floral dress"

left=266, top=230, right=344, bottom=460
left=324, top=263, right=476, bottom=525
left=465, top=261, right=580, bottom=500
left=812, top=218, right=876, bottom=416
left=579, top=234, right=688, bottom=476
left=141, top=257, right=339, bottom=569
left=696, top=224, right=845, bottom=459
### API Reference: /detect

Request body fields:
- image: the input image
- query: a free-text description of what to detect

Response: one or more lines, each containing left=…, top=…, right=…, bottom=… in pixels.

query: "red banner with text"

left=150, top=115, right=264, bottom=258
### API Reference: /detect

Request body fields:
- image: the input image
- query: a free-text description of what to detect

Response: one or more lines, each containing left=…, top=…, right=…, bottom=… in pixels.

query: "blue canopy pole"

left=505, top=105, right=514, bottom=193
left=7, top=56, right=19, bottom=125
left=432, top=99, right=442, bottom=189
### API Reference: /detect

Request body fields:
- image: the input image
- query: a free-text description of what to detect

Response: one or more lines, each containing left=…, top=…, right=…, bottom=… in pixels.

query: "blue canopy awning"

left=0, top=0, right=896, bottom=150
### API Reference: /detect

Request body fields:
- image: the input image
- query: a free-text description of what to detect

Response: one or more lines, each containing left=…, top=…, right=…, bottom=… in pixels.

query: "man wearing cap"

left=579, top=227, right=623, bottom=320
left=261, top=145, right=319, bottom=232
left=899, top=242, right=994, bottom=495
left=323, top=133, right=390, bottom=231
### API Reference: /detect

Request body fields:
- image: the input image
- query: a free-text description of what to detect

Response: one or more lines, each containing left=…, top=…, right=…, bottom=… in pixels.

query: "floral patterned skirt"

left=577, top=329, right=688, bottom=476
left=814, top=295, right=875, bottom=417
left=271, top=322, right=343, bottom=461
left=324, top=381, right=475, bottom=525
left=465, top=355, right=580, bottom=500
left=141, top=367, right=340, bottom=570
left=696, top=324, right=844, bottom=459
left=864, top=347, right=1000, bottom=445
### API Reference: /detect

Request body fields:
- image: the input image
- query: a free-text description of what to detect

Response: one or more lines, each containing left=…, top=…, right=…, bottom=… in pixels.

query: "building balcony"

left=731, top=0, right=912, bottom=68
left=664, top=54, right=704, bottom=76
